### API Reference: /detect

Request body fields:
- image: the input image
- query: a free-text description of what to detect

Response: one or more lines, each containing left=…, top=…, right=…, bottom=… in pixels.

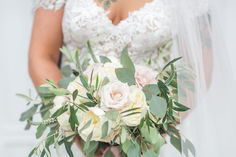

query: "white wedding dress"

left=35, top=0, right=236, bottom=157
left=36, top=0, right=174, bottom=68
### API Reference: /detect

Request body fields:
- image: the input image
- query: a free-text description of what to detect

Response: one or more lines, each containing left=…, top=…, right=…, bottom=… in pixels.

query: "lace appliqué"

left=61, top=0, right=173, bottom=68
left=34, top=0, right=66, bottom=10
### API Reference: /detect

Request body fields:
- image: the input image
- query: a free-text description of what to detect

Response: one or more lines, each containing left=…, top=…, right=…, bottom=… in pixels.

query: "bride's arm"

left=28, top=8, right=64, bottom=88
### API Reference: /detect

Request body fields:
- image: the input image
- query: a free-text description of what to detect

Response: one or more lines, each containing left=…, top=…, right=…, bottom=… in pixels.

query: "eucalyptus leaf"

left=121, top=139, right=132, bottom=154
left=121, top=127, right=127, bottom=144
left=105, top=109, right=119, bottom=121
left=170, top=135, right=182, bottom=153
left=142, top=84, right=160, bottom=101
left=120, top=47, right=135, bottom=73
left=51, top=106, right=67, bottom=118
left=149, top=96, right=167, bottom=119
left=143, top=150, right=157, bottom=157
left=101, top=77, right=110, bottom=86
left=162, top=57, right=182, bottom=72
left=58, top=77, right=74, bottom=88
left=115, top=68, right=135, bottom=86
left=100, top=56, right=112, bottom=63
left=104, top=148, right=115, bottom=157
left=80, top=75, right=89, bottom=91
left=28, top=148, right=36, bottom=157
left=16, top=93, right=33, bottom=101
left=72, top=90, right=78, bottom=101
left=20, top=104, right=39, bottom=121
left=61, top=65, right=73, bottom=77
left=174, top=102, right=190, bottom=112
left=69, top=107, right=79, bottom=130
left=49, top=88, right=69, bottom=96
left=127, top=143, right=141, bottom=157
left=79, top=120, right=92, bottom=133
left=36, top=124, right=47, bottom=139
left=101, top=121, right=109, bottom=139
left=86, top=141, right=99, bottom=156
left=64, top=140, right=74, bottom=157
left=87, top=40, right=98, bottom=63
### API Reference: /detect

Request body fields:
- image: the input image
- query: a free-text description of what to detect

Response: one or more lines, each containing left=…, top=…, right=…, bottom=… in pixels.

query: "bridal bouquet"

left=18, top=41, right=192, bottom=157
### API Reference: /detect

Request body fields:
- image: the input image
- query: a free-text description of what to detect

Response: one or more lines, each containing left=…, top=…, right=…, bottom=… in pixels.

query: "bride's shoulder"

left=34, top=0, right=66, bottom=10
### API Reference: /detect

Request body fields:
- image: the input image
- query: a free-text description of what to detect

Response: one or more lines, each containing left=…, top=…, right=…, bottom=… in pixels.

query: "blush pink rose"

left=100, top=81, right=130, bottom=111
left=135, top=65, right=157, bottom=88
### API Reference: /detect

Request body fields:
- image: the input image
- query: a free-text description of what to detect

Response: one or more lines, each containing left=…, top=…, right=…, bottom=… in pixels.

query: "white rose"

left=77, top=107, right=107, bottom=141
left=57, top=106, right=85, bottom=137
left=103, top=62, right=120, bottom=80
left=121, top=86, right=148, bottom=127
left=100, top=81, right=130, bottom=111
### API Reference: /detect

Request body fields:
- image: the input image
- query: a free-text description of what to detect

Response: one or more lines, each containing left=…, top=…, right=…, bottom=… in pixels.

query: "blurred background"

left=0, top=0, right=235, bottom=156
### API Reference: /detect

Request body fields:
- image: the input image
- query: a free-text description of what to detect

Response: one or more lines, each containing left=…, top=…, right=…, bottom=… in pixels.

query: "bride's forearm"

left=28, top=7, right=65, bottom=88
left=28, top=55, right=62, bottom=88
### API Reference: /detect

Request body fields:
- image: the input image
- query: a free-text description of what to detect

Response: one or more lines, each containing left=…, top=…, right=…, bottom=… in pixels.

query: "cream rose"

left=103, top=60, right=121, bottom=80
left=121, top=86, right=148, bottom=127
left=100, top=81, right=130, bottom=111
left=51, top=96, right=74, bottom=137
left=67, top=78, right=87, bottom=104
left=135, top=65, right=157, bottom=88
left=77, top=107, right=107, bottom=141
left=84, top=63, right=104, bottom=84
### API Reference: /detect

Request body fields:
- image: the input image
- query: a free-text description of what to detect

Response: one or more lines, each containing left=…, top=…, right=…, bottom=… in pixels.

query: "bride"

left=28, top=0, right=236, bottom=156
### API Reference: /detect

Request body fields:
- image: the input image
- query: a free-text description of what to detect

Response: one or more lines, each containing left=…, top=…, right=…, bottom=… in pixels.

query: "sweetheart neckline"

left=91, top=0, right=157, bottom=27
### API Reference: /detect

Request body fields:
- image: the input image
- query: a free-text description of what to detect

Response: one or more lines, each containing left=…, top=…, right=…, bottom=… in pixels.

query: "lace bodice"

left=35, top=0, right=173, bottom=67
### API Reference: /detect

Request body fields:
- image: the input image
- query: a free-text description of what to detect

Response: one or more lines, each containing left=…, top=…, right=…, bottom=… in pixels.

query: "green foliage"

left=170, top=135, right=182, bottom=153
left=36, top=124, right=47, bottom=139
left=87, top=40, right=99, bottom=63
left=61, top=65, right=73, bottom=77
left=101, top=121, right=109, bottom=139
left=64, top=140, right=74, bottom=157
left=19, top=43, right=193, bottom=157
left=121, top=127, right=127, bottom=144
left=173, top=102, right=190, bottom=112
left=69, top=106, right=79, bottom=131
left=100, top=55, right=112, bottom=63
left=104, top=148, right=115, bottom=157
left=85, top=141, right=99, bottom=156
left=58, top=77, right=75, bottom=88
left=105, top=109, right=119, bottom=121
left=143, top=150, right=157, bottom=157
left=127, top=143, right=141, bottom=157
left=115, top=68, right=136, bottom=86
left=20, top=104, right=39, bottom=121
left=142, top=84, right=160, bottom=101
left=16, top=93, right=33, bottom=101
left=149, top=96, right=167, bottom=119
left=120, top=46, right=135, bottom=73
left=79, top=120, right=92, bottom=133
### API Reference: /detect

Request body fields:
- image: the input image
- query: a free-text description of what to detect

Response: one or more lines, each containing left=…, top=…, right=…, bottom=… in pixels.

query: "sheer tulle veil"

left=163, top=0, right=236, bottom=156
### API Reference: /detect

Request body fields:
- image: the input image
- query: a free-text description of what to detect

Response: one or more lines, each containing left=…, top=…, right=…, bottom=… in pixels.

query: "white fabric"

left=36, top=0, right=174, bottom=68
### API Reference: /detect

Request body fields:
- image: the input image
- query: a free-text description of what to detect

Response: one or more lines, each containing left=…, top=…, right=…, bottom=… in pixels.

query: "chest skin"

left=94, top=0, right=153, bottom=26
